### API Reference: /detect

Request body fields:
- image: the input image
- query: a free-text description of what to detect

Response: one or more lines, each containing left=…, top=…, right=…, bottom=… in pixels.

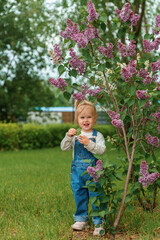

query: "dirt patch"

left=61, top=227, right=141, bottom=240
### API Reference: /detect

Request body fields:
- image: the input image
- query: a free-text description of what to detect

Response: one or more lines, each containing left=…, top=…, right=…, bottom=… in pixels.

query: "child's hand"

left=67, top=128, right=77, bottom=137
left=78, top=135, right=90, bottom=146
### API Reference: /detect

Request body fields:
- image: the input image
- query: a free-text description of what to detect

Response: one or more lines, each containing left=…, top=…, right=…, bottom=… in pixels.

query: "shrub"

left=0, top=123, right=115, bottom=151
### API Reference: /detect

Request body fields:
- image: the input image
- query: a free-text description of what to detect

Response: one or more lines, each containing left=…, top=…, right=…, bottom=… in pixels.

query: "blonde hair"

left=74, top=100, right=97, bottom=123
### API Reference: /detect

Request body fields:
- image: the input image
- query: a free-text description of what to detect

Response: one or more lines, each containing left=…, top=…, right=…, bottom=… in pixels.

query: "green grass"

left=0, top=145, right=159, bottom=239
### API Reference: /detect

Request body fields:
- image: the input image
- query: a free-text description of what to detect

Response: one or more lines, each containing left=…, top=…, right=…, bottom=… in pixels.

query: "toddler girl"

left=60, top=100, right=106, bottom=236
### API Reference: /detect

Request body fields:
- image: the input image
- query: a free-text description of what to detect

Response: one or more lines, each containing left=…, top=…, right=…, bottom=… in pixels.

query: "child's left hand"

left=77, top=135, right=90, bottom=146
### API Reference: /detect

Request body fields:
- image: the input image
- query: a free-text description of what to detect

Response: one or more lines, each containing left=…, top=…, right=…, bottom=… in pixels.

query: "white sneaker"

left=71, top=221, right=89, bottom=230
left=93, top=225, right=105, bottom=236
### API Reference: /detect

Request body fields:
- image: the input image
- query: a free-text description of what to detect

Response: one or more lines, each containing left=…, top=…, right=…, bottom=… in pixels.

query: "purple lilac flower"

left=153, top=15, right=160, bottom=35
left=60, top=19, right=79, bottom=40
left=49, top=78, right=68, bottom=91
left=129, top=11, right=140, bottom=26
left=144, top=101, right=151, bottom=108
left=145, top=133, right=159, bottom=147
left=115, top=3, right=140, bottom=26
left=154, top=111, right=160, bottom=122
left=139, top=176, right=148, bottom=187
left=156, top=81, right=160, bottom=90
left=148, top=173, right=160, bottom=185
left=143, top=38, right=160, bottom=53
left=108, top=110, right=124, bottom=128
left=108, top=110, right=120, bottom=120
left=136, top=90, right=149, bottom=100
left=96, top=160, right=103, bottom=171
left=118, top=40, right=136, bottom=57
left=87, top=86, right=102, bottom=96
left=73, top=92, right=86, bottom=101
left=98, top=43, right=114, bottom=59
left=137, top=68, right=157, bottom=84
left=150, top=59, right=160, bottom=73
left=69, top=48, right=86, bottom=74
left=137, top=68, right=149, bottom=79
left=87, top=160, right=103, bottom=183
left=111, top=119, right=124, bottom=128
left=121, top=60, right=137, bottom=82
left=139, top=161, right=160, bottom=187
left=139, top=161, right=149, bottom=176
left=87, top=1, right=98, bottom=22
left=87, top=166, right=98, bottom=182
left=53, top=44, right=62, bottom=57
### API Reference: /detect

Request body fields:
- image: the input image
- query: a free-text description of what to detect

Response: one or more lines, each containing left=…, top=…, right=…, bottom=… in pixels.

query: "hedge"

left=0, top=123, right=115, bottom=151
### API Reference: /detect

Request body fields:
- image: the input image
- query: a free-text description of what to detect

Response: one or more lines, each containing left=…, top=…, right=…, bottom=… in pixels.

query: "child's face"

left=78, top=107, right=96, bottom=133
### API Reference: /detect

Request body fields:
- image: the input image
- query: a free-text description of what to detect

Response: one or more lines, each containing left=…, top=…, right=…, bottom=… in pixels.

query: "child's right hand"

left=67, top=128, right=77, bottom=137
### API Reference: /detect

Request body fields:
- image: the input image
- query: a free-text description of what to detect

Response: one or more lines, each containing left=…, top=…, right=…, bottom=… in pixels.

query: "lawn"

left=0, top=145, right=159, bottom=240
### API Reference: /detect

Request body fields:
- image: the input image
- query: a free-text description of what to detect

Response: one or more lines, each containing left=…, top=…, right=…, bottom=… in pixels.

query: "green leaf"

left=89, top=196, right=97, bottom=204
left=99, top=13, right=107, bottom=23
left=63, top=92, right=71, bottom=101
left=101, top=22, right=106, bottom=31
left=58, top=65, right=65, bottom=76
left=125, top=195, right=132, bottom=203
left=81, top=170, right=88, bottom=176
left=129, top=85, right=136, bottom=96
left=106, top=62, right=112, bottom=68
left=154, top=27, right=160, bottom=31
left=112, top=17, right=120, bottom=23
left=76, top=128, right=81, bottom=135
left=82, top=159, right=91, bottom=163
left=128, top=99, right=135, bottom=107
left=98, top=210, right=106, bottom=218
left=69, top=69, right=78, bottom=78
left=144, top=33, right=153, bottom=39
left=98, top=64, right=106, bottom=71
left=138, top=100, right=147, bottom=108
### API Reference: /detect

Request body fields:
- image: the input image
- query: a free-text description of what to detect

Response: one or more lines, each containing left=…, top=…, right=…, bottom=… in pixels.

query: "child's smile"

left=78, top=108, right=96, bottom=133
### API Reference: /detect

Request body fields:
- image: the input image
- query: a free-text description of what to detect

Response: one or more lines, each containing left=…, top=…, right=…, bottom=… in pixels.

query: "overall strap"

left=92, top=129, right=97, bottom=137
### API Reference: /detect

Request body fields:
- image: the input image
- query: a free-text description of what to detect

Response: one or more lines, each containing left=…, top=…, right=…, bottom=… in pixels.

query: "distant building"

left=27, top=106, right=108, bottom=124
left=28, top=107, right=75, bottom=124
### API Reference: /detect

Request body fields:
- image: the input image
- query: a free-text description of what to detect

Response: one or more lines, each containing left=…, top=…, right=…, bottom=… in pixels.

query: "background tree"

left=0, top=0, right=68, bottom=122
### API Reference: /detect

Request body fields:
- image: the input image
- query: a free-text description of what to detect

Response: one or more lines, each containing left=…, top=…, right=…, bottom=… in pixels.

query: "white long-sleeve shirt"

left=60, top=130, right=106, bottom=158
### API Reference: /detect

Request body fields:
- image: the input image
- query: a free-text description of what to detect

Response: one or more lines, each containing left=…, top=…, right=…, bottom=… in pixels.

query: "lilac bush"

left=139, top=161, right=160, bottom=187
left=49, top=0, right=160, bottom=232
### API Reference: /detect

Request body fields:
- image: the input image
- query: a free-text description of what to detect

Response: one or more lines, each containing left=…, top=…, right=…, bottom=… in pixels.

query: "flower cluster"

left=87, top=160, right=103, bottom=182
left=143, top=38, right=160, bottom=53
left=115, top=3, right=140, bottom=26
left=153, top=14, right=160, bottom=35
left=87, top=1, right=98, bottom=22
left=69, top=48, right=86, bottom=74
left=156, top=81, right=160, bottom=90
left=139, top=161, right=160, bottom=187
left=154, top=111, right=160, bottom=122
left=49, top=78, right=68, bottom=91
left=150, top=59, right=160, bottom=73
left=121, top=60, right=137, bottom=82
left=145, top=133, right=159, bottom=147
left=98, top=43, right=114, bottom=59
left=137, top=68, right=157, bottom=84
left=108, top=110, right=124, bottom=128
left=87, top=86, right=102, bottom=96
left=118, top=40, right=136, bottom=57
left=60, top=18, right=98, bottom=48
left=49, top=44, right=62, bottom=64
left=73, top=92, right=86, bottom=101
left=136, top=90, right=149, bottom=100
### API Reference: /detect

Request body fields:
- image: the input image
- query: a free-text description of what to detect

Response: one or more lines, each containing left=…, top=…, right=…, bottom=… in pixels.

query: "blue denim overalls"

left=71, top=129, right=103, bottom=225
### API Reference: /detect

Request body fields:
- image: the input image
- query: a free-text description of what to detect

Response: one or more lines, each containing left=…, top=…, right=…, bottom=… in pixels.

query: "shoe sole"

left=71, top=225, right=89, bottom=231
